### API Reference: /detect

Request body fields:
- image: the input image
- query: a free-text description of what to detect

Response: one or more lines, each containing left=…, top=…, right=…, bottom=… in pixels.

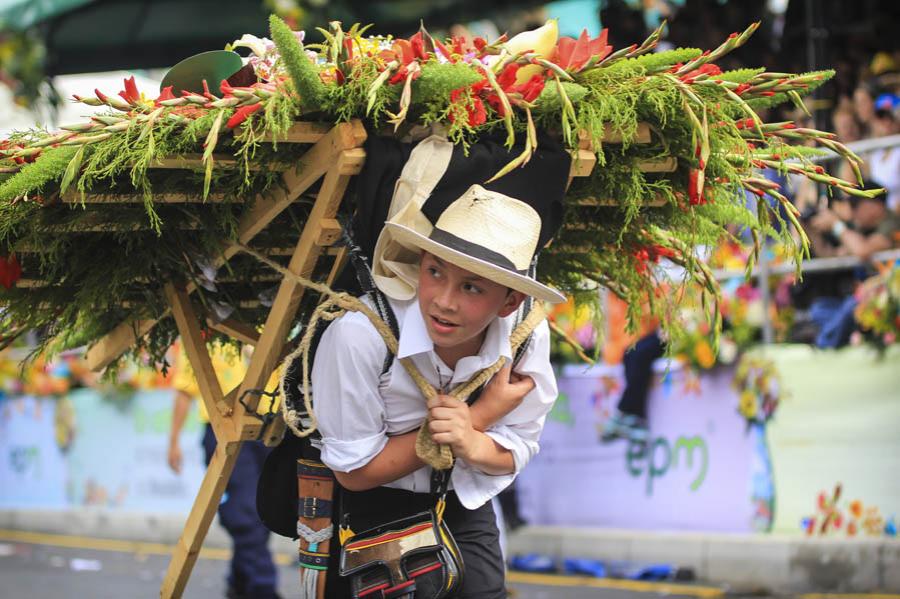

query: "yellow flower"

left=695, top=339, right=716, bottom=369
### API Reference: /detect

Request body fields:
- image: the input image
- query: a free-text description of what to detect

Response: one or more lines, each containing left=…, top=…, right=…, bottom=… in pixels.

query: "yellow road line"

left=0, top=529, right=294, bottom=566
left=506, top=571, right=725, bottom=597
left=801, top=595, right=900, bottom=599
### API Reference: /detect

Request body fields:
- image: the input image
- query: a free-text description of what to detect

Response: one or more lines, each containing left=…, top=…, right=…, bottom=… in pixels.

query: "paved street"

left=0, top=532, right=730, bottom=599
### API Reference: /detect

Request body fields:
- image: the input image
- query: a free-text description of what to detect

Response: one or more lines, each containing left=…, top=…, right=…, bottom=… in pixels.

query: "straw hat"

left=382, top=184, right=565, bottom=304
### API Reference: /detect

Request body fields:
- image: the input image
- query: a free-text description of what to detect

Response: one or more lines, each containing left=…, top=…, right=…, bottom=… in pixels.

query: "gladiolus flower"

left=680, top=63, right=722, bottom=83
left=226, top=103, right=263, bottom=128
left=155, top=86, right=176, bottom=105
left=118, top=76, right=140, bottom=104
left=449, top=87, right=486, bottom=127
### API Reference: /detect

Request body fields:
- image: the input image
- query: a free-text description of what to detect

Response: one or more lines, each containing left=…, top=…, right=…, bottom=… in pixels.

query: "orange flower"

left=552, top=29, right=612, bottom=72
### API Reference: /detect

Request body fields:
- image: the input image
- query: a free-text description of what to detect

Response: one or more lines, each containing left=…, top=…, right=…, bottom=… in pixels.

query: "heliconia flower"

left=226, top=103, right=263, bottom=129
left=118, top=76, right=141, bottom=104
left=552, top=28, right=611, bottom=72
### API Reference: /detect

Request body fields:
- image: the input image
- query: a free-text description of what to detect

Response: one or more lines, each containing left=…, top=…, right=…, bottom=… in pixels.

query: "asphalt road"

left=0, top=533, right=732, bottom=599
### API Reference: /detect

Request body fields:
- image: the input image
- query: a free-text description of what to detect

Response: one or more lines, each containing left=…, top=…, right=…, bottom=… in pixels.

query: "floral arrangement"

left=0, top=15, right=882, bottom=369
left=853, top=263, right=900, bottom=350
left=802, top=483, right=898, bottom=537
left=732, top=354, right=782, bottom=425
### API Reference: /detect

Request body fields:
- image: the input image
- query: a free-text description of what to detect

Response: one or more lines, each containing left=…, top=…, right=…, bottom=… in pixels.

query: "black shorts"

left=325, top=486, right=506, bottom=598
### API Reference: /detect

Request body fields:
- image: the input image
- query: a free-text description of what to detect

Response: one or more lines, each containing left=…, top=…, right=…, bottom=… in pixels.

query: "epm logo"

left=625, top=435, right=708, bottom=495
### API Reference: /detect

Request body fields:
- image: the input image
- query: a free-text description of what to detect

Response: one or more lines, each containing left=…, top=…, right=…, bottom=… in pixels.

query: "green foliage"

left=270, top=15, right=328, bottom=113
left=413, top=63, right=482, bottom=105
left=0, top=146, right=76, bottom=203
left=717, top=67, right=765, bottom=83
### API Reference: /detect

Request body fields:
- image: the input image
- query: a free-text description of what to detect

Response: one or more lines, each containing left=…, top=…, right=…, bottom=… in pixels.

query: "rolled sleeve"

left=311, top=312, right=388, bottom=473
left=452, top=320, right=558, bottom=509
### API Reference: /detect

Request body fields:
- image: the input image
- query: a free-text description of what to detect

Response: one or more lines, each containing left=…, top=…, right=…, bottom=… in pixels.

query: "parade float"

left=0, top=14, right=883, bottom=597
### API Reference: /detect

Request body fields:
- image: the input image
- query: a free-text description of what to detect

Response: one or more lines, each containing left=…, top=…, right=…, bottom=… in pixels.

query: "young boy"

left=312, top=185, right=564, bottom=597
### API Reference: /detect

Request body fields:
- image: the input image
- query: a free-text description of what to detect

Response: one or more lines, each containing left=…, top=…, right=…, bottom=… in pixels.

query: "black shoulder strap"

left=342, top=228, right=400, bottom=375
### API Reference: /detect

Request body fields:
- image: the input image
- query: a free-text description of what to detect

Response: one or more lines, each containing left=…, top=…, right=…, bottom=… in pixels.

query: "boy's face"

left=417, top=252, right=525, bottom=354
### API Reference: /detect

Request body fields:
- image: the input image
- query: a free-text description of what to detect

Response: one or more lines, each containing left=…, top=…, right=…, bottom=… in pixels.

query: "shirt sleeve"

left=488, top=318, right=557, bottom=472
left=311, top=312, right=389, bottom=473
left=451, top=319, right=558, bottom=509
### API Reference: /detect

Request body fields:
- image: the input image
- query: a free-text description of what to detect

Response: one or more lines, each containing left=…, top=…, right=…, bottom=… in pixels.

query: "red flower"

left=449, top=87, right=486, bottom=127
left=552, top=29, right=612, bottom=72
left=226, top=103, right=263, bottom=129
left=409, top=32, right=428, bottom=61
left=497, top=63, right=520, bottom=89
left=680, top=63, right=722, bottom=83
left=118, top=76, right=141, bottom=104
left=517, top=74, right=545, bottom=103
left=473, top=37, right=487, bottom=51
left=155, top=86, right=176, bottom=105
left=0, top=254, right=22, bottom=290
left=688, top=169, right=704, bottom=205
left=388, top=63, right=422, bottom=85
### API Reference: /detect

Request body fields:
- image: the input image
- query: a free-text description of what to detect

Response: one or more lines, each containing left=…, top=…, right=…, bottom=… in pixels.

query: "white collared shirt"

left=310, top=296, right=557, bottom=509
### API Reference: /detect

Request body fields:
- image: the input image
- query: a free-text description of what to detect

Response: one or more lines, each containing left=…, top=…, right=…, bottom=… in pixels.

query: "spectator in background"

left=600, top=329, right=665, bottom=445
left=867, top=94, right=900, bottom=213
left=805, top=184, right=900, bottom=348
left=853, top=81, right=880, bottom=138
left=168, top=344, right=281, bottom=599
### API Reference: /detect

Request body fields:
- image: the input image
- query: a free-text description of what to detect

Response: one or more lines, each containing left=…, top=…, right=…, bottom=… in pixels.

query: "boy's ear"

left=497, top=290, right=527, bottom=318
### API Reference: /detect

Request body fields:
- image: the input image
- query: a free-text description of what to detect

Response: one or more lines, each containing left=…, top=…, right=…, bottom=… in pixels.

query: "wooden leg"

left=160, top=439, right=242, bottom=599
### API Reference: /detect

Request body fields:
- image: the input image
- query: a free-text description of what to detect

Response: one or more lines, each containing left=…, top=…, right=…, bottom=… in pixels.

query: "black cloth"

left=325, top=486, right=506, bottom=599
left=617, top=331, right=666, bottom=420
left=421, top=132, right=571, bottom=251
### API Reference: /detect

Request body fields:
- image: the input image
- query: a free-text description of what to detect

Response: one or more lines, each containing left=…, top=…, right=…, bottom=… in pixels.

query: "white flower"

left=232, top=34, right=271, bottom=58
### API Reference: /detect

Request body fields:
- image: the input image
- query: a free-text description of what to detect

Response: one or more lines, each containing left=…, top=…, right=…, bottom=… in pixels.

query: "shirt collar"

left=395, top=298, right=513, bottom=366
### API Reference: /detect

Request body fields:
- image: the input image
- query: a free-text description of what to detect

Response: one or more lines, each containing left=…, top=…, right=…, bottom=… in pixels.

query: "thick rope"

left=237, top=242, right=546, bottom=469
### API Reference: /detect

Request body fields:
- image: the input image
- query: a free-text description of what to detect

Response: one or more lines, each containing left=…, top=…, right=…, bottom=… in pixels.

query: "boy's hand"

left=428, top=395, right=478, bottom=461
left=470, top=364, right=535, bottom=430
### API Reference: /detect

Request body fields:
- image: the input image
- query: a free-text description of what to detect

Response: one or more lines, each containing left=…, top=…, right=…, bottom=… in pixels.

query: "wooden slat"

left=569, top=149, right=596, bottom=178
left=316, top=218, right=343, bottom=247
left=85, top=121, right=366, bottom=372
left=160, top=441, right=241, bottom=598
left=44, top=216, right=203, bottom=232
left=254, top=121, right=333, bottom=143
left=149, top=154, right=286, bottom=171
left=638, top=157, right=677, bottom=173
left=338, top=147, right=367, bottom=175
left=595, top=122, right=652, bottom=144
left=164, top=284, right=232, bottom=430
left=573, top=195, right=668, bottom=207
left=61, top=191, right=227, bottom=204
left=206, top=317, right=260, bottom=346
left=151, top=154, right=237, bottom=169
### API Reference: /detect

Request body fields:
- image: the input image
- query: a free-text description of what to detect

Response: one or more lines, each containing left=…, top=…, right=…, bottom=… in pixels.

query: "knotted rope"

left=238, top=242, right=546, bottom=470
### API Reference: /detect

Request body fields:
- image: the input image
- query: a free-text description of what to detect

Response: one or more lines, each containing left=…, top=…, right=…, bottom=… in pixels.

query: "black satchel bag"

left=338, top=471, right=463, bottom=599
